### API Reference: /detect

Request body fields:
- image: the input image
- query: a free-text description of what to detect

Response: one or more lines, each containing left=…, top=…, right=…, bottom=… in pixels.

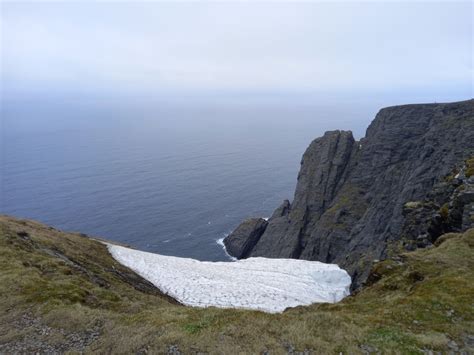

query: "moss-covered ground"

left=0, top=215, right=473, bottom=353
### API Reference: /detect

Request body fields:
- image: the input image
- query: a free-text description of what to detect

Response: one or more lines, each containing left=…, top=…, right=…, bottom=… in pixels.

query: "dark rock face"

left=249, top=130, right=357, bottom=259
left=400, top=162, right=474, bottom=250
left=225, top=99, right=474, bottom=288
left=223, top=218, right=268, bottom=259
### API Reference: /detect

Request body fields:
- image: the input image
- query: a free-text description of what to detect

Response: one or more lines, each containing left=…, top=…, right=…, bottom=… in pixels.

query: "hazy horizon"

left=2, top=1, right=472, bottom=104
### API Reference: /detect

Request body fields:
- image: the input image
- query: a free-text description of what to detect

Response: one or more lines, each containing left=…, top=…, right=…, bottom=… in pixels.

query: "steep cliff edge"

left=224, top=99, right=474, bottom=288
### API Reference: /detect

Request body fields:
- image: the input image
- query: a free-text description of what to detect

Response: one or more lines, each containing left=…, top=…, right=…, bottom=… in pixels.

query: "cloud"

left=1, top=1, right=472, bottom=96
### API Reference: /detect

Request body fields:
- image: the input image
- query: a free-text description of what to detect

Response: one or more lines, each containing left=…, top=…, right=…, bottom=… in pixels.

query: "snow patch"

left=108, top=244, right=351, bottom=313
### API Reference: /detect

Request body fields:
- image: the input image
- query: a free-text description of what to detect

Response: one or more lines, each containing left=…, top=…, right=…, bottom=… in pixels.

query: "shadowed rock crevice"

left=224, top=99, right=474, bottom=288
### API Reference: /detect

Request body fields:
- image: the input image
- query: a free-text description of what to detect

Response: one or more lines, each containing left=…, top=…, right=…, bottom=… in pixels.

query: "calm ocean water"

left=1, top=94, right=372, bottom=261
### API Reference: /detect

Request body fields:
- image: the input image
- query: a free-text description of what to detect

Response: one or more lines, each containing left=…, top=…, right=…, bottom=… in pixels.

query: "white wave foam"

left=216, top=236, right=237, bottom=261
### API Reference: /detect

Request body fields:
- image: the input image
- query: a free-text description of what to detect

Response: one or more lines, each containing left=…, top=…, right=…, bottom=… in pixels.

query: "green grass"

left=0, top=215, right=473, bottom=353
left=404, top=201, right=423, bottom=209
left=365, top=327, right=418, bottom=353
left=466, top=157, right=474, bottom=178
left=439, top=203, right=450, bottom=220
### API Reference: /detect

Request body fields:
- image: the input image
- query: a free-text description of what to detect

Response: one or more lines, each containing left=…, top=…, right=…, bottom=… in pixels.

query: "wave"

left=216, top=216, right=269, bottom=261
left=216, top=235, right=237, bottom=261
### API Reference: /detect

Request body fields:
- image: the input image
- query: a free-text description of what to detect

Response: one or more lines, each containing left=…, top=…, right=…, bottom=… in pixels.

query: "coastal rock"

left=223, top=218, right=268, bottom=259
left=227, top=99, right=474, bottom=288
left=249, top=130, right=356, bottom=259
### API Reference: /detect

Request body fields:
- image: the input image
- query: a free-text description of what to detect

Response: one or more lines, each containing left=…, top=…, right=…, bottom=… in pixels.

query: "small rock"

left=168, top=345, right=181, bottom=355
left=447, top=340, right=459, bottom=351
left=360, top=344, right=378, bottom=353
left=463, top=334, right=474, bottom=346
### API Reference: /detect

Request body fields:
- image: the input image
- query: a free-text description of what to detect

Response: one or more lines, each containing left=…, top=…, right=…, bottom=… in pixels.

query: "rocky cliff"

left=224, top=99, right=474, bottom=288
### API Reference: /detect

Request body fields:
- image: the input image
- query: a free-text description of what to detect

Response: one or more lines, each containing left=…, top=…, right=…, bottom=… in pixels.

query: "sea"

left=1, top=93, right=373, bottom=261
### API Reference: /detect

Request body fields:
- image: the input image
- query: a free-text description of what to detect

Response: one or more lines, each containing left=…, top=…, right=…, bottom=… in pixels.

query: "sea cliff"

left=225, top=99, right=474, bottom=288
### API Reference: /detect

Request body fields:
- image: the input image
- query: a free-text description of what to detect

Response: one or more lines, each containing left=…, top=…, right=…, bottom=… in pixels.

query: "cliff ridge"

left=224, top=99, right=474, bottom=287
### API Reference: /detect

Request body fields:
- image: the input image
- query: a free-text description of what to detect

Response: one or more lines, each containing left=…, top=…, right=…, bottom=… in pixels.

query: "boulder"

left=223, top=218, right=268, bottom=259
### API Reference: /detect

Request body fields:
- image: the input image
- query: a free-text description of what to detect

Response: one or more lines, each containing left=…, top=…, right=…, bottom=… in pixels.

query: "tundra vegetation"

left=0, top=215, right=473, bottom=353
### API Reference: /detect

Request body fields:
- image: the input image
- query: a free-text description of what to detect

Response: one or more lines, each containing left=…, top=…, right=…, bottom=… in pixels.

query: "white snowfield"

left=108, top=244, right=351, bottom=313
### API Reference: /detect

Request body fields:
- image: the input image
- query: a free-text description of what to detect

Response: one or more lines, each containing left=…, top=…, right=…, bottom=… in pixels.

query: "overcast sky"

left=1, top=1, right=472, bottom=101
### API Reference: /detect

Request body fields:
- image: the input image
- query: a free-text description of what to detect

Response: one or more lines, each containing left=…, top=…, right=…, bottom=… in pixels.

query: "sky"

left=1, top=1, right=472, bottom=102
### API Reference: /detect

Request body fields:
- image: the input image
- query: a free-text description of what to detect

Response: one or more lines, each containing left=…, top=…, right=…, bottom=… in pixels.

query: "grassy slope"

left=0, top=215, right=473, bottom=354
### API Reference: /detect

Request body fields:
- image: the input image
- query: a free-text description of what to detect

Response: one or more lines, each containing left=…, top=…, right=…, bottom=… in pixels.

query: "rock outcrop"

left=401, top=160, right=474, bottom=250
left=223, top=218, right=268, bottom=259
left=224, top=99, right=474, bottom=288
